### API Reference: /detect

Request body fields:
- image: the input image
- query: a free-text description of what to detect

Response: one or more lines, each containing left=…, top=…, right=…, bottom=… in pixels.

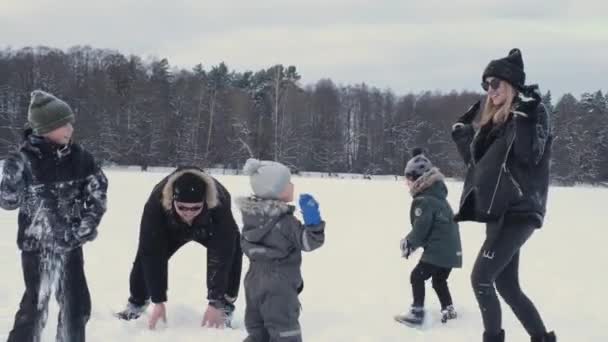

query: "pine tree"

left=552, top=93, right=580, bottom=184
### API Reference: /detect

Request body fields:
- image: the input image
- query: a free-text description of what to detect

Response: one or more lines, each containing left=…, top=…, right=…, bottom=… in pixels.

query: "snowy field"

left=1, top=169, right=606, bottom=341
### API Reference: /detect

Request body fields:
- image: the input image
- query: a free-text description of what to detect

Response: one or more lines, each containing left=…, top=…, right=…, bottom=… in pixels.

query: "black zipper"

left=460, top=186, right=475, bottom=205
left=504, top=165, right=523, bottom=197
left=469, top=129, right=481, bottom=166
left=487, top=125, right=518, bottom=215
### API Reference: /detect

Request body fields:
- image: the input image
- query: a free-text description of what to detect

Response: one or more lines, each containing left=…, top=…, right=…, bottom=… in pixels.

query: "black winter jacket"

left=0, top=129, right=107, bottom=252
left=452, top=95, right=552, bottom=227
left=136, top=167, right=241, bottom=303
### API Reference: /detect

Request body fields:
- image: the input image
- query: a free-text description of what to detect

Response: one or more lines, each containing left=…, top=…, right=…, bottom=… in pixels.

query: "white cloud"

left=1, top=0, right=606, bottom=98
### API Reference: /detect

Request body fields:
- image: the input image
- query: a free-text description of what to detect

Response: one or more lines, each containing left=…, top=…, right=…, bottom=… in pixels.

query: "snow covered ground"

left=0, top=169, right=606, bottom=341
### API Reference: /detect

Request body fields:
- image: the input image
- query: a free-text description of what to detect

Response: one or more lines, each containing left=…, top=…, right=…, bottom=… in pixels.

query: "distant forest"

left=1, top=46, right=607, bottom=184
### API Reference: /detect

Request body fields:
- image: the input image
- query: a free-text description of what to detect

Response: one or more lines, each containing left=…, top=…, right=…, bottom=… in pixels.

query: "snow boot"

left=116, top=300, right=150, bottom=321
left=394, top=306, right=425, bottom=326
left=440, top=305, right=457, bottom=323
left=483, top=329, right=505, bottom=342
left=531, top=331, right=556, bottom=342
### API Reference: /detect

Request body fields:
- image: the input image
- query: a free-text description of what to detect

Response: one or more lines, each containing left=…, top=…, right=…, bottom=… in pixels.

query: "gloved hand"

left=72, top=220, right=98, bottom=243
left=54, top=229, right=82, bottom=253
left=2, top=152, right=25, bottom=180
left=455, top=100, right=481, bottom=125
left=299, top=194, right=321, bottom=226
left=400, top=238, right=415, bottom=259
left=54, top=222, right=98, bottom=253
left=514, top=85, right=541, bottom=120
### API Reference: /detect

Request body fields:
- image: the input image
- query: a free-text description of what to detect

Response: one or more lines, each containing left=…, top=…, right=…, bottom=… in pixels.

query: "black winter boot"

left=531, top=331, right=556, bottom=342
left=483, top=329, right=505, bottom=342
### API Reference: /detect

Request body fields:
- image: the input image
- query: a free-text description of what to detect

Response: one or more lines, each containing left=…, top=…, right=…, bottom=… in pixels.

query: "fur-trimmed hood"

left=235, top=196, right=294, bottom=218
left=410, top=167, right=446, bottom=197
left=161, top=168, right=220, bottom=211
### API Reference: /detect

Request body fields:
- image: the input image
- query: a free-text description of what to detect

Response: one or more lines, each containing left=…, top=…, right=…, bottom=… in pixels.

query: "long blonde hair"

left=480, top=82, right=517, bottom=126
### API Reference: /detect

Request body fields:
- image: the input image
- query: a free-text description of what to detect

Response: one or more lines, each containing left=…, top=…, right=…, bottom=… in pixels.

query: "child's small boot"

left=394, top=306, right=425, bottom=326
left=440, top=305, right=457, bottom=323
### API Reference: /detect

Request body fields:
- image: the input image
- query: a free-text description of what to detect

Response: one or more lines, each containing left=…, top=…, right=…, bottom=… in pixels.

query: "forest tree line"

left=1, top=46, right=607, bottom=185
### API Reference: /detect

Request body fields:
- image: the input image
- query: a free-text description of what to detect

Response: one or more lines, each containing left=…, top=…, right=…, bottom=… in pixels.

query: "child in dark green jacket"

left=395, top=148, right=463, bottom=327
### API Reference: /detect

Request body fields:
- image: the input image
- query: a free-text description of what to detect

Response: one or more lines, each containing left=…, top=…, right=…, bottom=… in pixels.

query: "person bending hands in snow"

left=116, top=167, right=242, bottom=330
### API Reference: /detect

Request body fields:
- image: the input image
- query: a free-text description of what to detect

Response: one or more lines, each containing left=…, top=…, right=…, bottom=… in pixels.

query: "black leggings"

left=471, top=220, right=547, bottom=336
left=410, top=261, right=453, bottom=309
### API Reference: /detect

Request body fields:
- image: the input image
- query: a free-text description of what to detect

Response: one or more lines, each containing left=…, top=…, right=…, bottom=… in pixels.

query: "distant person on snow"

left=116, top=167, right=242, bottom=330
left=394, top=148, right=462, bottom=327
left=0, top=90, right=108, bottom=342
left=238, top=158, right=325, bottom=342
left=452, top=48, right=556, bottom=342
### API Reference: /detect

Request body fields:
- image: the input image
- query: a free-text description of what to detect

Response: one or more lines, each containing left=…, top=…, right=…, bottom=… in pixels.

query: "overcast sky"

left=2, top=0, right=607, bottom=99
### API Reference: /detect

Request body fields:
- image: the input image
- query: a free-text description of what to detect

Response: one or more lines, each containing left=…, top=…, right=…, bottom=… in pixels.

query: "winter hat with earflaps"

left=28, top=90, right=75, bottom=135
left=243, top=158, right=291, bottom=200
left=404, top=148, right=433, bottom=181
left=482, top=48, right=526, bottom=91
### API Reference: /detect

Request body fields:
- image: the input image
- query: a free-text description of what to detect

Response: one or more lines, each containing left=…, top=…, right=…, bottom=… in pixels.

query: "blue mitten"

left=299, top=194, right=321, bottom=226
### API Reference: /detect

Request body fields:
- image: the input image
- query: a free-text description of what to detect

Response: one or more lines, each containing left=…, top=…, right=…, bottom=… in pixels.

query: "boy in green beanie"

left=0, top=90, right=108, bottom=342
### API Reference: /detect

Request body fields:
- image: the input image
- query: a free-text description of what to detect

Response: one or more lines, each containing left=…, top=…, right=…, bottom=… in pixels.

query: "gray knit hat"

left=243, top=158, right=291, bottom=199
left=28, top=90, right=75, bottom=135
left=404, top=148, right=433, bottom=181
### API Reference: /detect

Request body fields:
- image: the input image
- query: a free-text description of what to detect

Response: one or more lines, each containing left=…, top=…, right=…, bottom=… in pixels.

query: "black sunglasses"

left=175, top=205, right=203, bottom=212
left=481, top=78, right=501, bottom=92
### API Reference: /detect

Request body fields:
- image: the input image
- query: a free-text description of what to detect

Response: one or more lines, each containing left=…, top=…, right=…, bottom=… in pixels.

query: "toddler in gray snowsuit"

left=237, top=158, right=325, bottom=342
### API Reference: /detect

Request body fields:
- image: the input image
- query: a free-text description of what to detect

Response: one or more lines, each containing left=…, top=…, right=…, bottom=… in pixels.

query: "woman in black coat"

left=452, top=49, right=555, bottom=342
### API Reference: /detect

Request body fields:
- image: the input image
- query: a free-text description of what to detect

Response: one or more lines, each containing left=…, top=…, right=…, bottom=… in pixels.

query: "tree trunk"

left=274, top=67, right=280, bottom=161
left=205, top=91, right=216, bottom=162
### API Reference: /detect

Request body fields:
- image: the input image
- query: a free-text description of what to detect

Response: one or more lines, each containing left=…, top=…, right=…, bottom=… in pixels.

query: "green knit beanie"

left=27, top=90, right=75, bottom=135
